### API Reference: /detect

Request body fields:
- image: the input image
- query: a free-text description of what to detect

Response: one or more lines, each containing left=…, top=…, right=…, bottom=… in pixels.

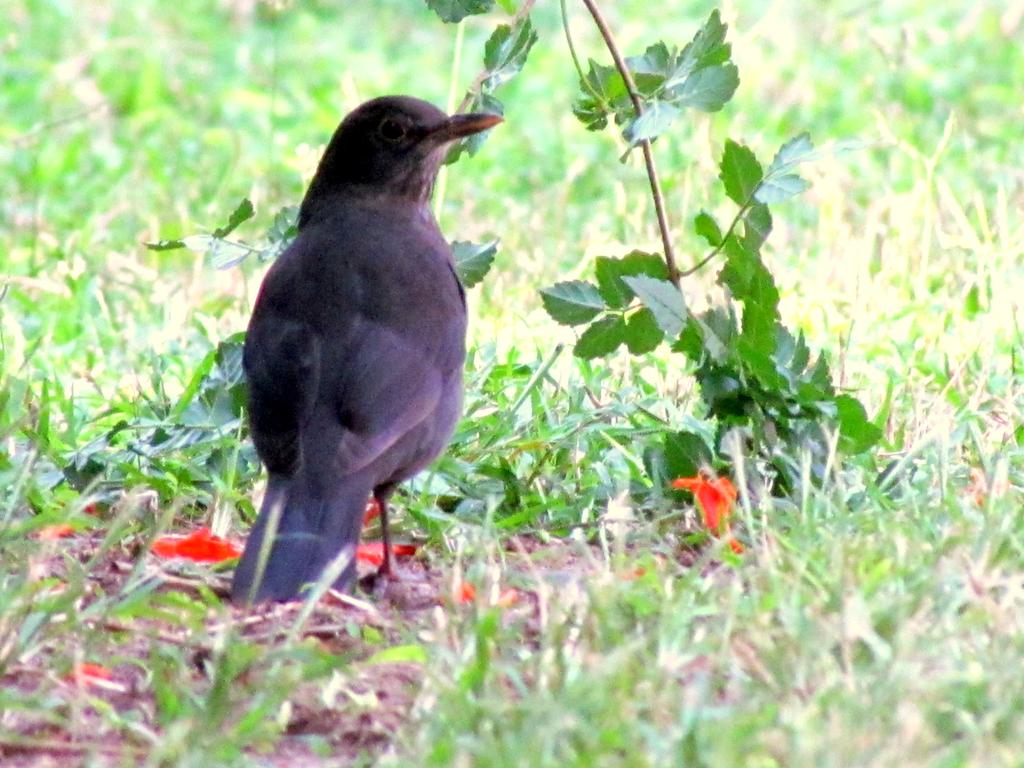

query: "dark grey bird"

left=231, top=95, right=501, bottom=604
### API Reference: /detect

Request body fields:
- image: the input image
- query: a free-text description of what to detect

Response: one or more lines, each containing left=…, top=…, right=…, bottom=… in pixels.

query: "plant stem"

left=560, top=0, right=604, bottom=105
left=434, top=20, right=466, bottom=222
left=579, top=0, right=680, bottom=288
left=680, top=201, right=752, bottom=277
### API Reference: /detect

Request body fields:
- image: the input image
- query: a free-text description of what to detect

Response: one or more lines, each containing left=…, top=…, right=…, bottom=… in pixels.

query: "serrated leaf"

left=452, top=240, right=498, bottom=288
left=574, top=315, right=627, bottom=359
left=622, top=101, right=682, bottom=146
left=719, top=140, right=763, bottom=205
left=835, top=394, right=883, bottom=453
left=621, top=275, right=686, bottom=338
left=594, top=251, right=668, bottom=308
left=482, top=17, right=537, bottom=90
left=755, top=173, right=811, bottom=204
left=539, top=281, right=606, bottom=326
left=425, top=0, right=494, bottom=23
left=693, top=211, right=722, bottom=246
left=212, top=199, right=254, bottom=239
left=766, top=133, right=815, bottom=176
left=718, top=236, right=779, bottom=352
left=573, top=59, right=630, bottom=131
left=671, top=64, right=738, bottom=112
left=672, top=10, right=730, bottom=81
left=267, top=205, right=298, bottom=243
left=624, top=308, right=663, bottom=353
left=736, top=337, right=786, bottom=390
left=743, top=203, right=772, bottom=251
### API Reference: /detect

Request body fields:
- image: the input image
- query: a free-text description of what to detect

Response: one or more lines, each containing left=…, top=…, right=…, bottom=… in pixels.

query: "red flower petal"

left=71, top=662, right=113, bottom=686
left=35, top=523, right=75, bottom=540
left=357, top=542, right=385, bottom=566
left=363, top=498, right=381, bottom=526
left=454, top=581, right=476, bottom=603
left=151, top=527, right=242, bottom=563
left=672, top=475, right=737, bottom=534
left=619, top=566, right=647, bottom=581
left=355, top=541, right=419, bottom=566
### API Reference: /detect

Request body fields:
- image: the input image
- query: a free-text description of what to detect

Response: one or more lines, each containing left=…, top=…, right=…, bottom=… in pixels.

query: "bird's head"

left=301, top=95, right=502, bottom=218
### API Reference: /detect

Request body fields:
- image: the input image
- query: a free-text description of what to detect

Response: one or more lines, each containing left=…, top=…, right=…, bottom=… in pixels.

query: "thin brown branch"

left=579, top=0, right=681, bottom=287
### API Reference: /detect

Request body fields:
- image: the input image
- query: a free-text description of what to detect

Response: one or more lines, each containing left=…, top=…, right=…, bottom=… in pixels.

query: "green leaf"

left=266, top=205, right=298, bottom=243
left=594, top=251, right=668, bottom=308
left=539, top=281, right=606, bottom=326
left=835, top=394, right=883, bottom=453
left=575, top=315, right=627, bottom=358
left=671, top=10, right=731, bottom=82
left=736, top=337, right=785, bottom=390
left=718, top=236, right=779, bottom=351
left=693, top=211, right=722, bottom=246
left=622, top=101, right=682, bottom=146
left=482, top=17, right=537, bottom=90
left=211, top=198, right=255, bottom=239
left=719, top=140, right=763, bottom=206
left=664, top=430, right=714, bottom=480
left=964, top=283, right=982, bottom=318
left=365, top=643, right=428, bottom=665
left=624, top=308, right=664, bottom=353
left=425, top=0, right=494, bottom=23
left=756, top=134, right=814, bottom=203
left=743, top=203, right=773, bottom=252
left=452, top=240, right=498, bottom=288
left=572, top=59, right=628, bottom=131
left=145, top=238, right=185, bottom=251
left=671, top=64, right=739, bottom=112
left=259, top=205, right=299, bottom=262
left=622, top=275, right=686, bottom=338
left=755, top=173, right=810, bottom=204
left=765, top=133, right=815, bottom=176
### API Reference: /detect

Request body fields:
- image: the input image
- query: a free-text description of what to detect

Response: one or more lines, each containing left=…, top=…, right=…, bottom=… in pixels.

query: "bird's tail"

left=231, top=474, right=370, bottom=604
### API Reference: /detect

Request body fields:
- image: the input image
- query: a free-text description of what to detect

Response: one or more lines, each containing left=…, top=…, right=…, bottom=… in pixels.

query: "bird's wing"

left=307, top=315, right=449, bottom=478
left=243, top=314, right=321, bottom=476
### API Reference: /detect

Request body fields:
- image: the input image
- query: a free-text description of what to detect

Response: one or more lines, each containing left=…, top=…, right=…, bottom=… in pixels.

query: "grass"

left=2, top=0, right=1023, bottom=765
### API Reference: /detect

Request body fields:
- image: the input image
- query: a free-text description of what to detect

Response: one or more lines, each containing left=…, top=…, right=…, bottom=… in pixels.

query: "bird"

left=231, top=95, right=501, bottom=605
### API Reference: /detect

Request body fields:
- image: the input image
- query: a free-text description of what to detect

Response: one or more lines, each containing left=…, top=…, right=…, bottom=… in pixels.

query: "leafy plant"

left=424, top=3, right=881, bottom=493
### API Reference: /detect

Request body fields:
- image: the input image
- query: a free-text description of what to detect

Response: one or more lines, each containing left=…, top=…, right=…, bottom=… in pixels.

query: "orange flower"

left=34, top=523, right=75, bottom=540
left=355, top=541, right=418, bottom=567
left=151, top=527, right=242, bottom=563
left=619, top=566, right=647, bottom=581
left=672, top=474, right=737, bottom=533
left=453, top=581, right=476, bottom=603
left=497, top=588, right=519, bottom=607
left=70, top=662, right=113, bottom=687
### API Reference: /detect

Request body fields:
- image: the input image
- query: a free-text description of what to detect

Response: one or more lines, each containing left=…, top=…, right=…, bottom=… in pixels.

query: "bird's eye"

left=379, top=118, right=407, bottom=142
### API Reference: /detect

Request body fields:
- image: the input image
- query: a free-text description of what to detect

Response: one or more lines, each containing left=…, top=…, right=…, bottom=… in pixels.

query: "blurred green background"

left=2, top=2, right=1023, bottom=764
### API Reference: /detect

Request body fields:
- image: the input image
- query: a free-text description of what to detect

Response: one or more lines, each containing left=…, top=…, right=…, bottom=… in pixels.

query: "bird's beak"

left=427, top=112, right=503, bottom=144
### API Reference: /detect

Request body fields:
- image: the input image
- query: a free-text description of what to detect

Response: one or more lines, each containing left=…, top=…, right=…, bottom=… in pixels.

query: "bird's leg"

left=374, top=487, right=396, bottom=579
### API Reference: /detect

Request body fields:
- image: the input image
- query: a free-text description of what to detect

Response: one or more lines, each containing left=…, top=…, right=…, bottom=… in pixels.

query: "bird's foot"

left=358, top=564, right=401, bottom=597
